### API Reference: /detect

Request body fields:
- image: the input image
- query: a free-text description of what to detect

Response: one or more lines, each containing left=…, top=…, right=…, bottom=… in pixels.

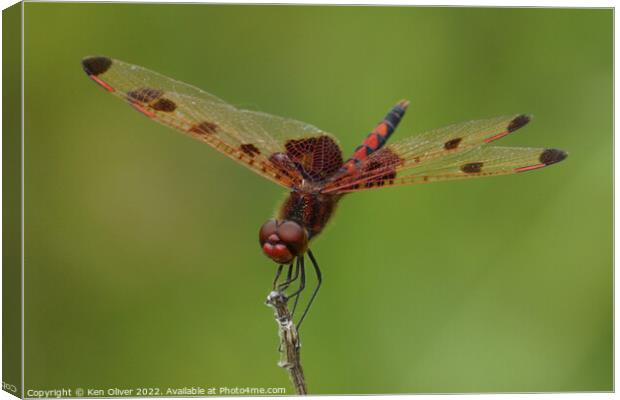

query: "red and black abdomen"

left=279, top=192, right=341, bottom=239
left=337, top=100, right=409, bottom=177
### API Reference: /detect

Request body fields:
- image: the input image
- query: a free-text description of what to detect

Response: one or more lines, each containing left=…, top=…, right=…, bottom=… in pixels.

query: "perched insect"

left=82, top=56, right=567, bottom=327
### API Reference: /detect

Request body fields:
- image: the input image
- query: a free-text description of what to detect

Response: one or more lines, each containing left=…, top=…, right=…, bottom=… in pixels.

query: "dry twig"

left=265, top=290, right=307, bottom=395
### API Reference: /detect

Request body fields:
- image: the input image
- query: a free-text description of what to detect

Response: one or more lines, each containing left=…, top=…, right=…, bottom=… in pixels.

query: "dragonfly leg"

left=277, top=261, right=300, bottom=291
left=272, top=264, right=284, bottom=290
left=296, top=249, right=322, bottom=331
left=277, top=258, right=303, bottom=353
left=289, top=257, right=304, bottom=318
left=287, top=256, right=306, bottom=300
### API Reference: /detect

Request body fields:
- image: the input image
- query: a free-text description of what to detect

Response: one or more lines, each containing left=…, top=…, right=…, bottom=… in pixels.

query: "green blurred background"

left=23, top=4, right=611, bottom=394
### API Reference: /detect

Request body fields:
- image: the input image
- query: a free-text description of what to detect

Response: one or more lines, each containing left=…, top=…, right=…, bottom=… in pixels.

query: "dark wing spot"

left=127, top=88, right=163, bottom=103
left=240, top=143, right=261, bottom=157
left=507, top=114, right=530, bottom=133
left=444, top=138, right=462, bottom=150
left=461, top=162, right=484, bottom=173
left=190, top=121, right=219, bottom=135
left=151, top=98, right=177, bottom=112
left=82, top=56, right=112, bottom=76
left=539, top=148, right=567, bottom=165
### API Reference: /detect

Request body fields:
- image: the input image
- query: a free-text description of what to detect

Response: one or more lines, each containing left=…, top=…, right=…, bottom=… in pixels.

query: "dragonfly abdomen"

left=337, top=100, right=409, bottom=177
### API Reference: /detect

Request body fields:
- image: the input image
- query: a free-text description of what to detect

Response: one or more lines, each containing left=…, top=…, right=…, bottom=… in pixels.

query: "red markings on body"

left=367, top=134, right=379, bottom=148
left=350, top=149, right=367, bottom=162
left=515, top=164, right=545, bottom=173
left=340, top=163, right=356, bottom=176
left=89, top=75, right=115, bottom=92
left=375, top=123, right=388, bottom=136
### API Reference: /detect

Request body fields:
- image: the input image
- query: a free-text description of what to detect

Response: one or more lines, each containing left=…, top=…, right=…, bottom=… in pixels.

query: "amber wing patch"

left=285, top=136, right=343, bottom=182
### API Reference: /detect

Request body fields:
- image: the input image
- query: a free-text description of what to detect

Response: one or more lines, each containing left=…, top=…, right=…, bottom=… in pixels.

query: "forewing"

left=82, top=56, right=343, bottom=187
left=325, top=146, right=567, bottom=193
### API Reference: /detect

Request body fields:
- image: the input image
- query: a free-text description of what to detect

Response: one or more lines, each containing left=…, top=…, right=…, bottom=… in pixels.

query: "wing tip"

left=507, top=114, right=531, bottom=133
left=82, top=56, right=112, bottom=76
left=515, top=148, right=567, bottom=173
left=540, top=148, right=568, bottom=165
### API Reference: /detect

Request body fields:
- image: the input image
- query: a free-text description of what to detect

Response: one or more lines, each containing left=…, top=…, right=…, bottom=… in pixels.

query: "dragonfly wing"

left=321, top=114, right=566, bottom=193
left=325, top=146, right=567, bottom=193
left=82, top=56, right=343, bottom=187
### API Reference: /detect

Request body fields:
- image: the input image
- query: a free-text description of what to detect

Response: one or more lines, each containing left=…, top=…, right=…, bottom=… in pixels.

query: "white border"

left=12, top=0, right=619, bottom=6
left=0, top=1, right=615, bottom=400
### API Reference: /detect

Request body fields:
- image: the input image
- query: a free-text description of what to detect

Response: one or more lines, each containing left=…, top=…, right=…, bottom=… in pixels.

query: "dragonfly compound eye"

left=259, top=219, right=278, bottom=246
left=258, top=220, right=308, bottom=264
left=259, top=219, right=292, bottom=264
left=277, top=221, right=309, bottom=256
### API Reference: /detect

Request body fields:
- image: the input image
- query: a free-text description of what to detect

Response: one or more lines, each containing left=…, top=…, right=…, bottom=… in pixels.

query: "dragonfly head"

left=259, top=219, right=308, bottom=264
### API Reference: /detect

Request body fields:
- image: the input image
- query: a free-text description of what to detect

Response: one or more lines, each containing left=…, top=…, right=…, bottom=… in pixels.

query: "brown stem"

left=265, top=290, right=307, bottom=395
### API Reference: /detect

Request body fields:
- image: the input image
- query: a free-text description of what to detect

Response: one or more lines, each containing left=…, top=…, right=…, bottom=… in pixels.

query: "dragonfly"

left=82, top=56, right=568, bottom=328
